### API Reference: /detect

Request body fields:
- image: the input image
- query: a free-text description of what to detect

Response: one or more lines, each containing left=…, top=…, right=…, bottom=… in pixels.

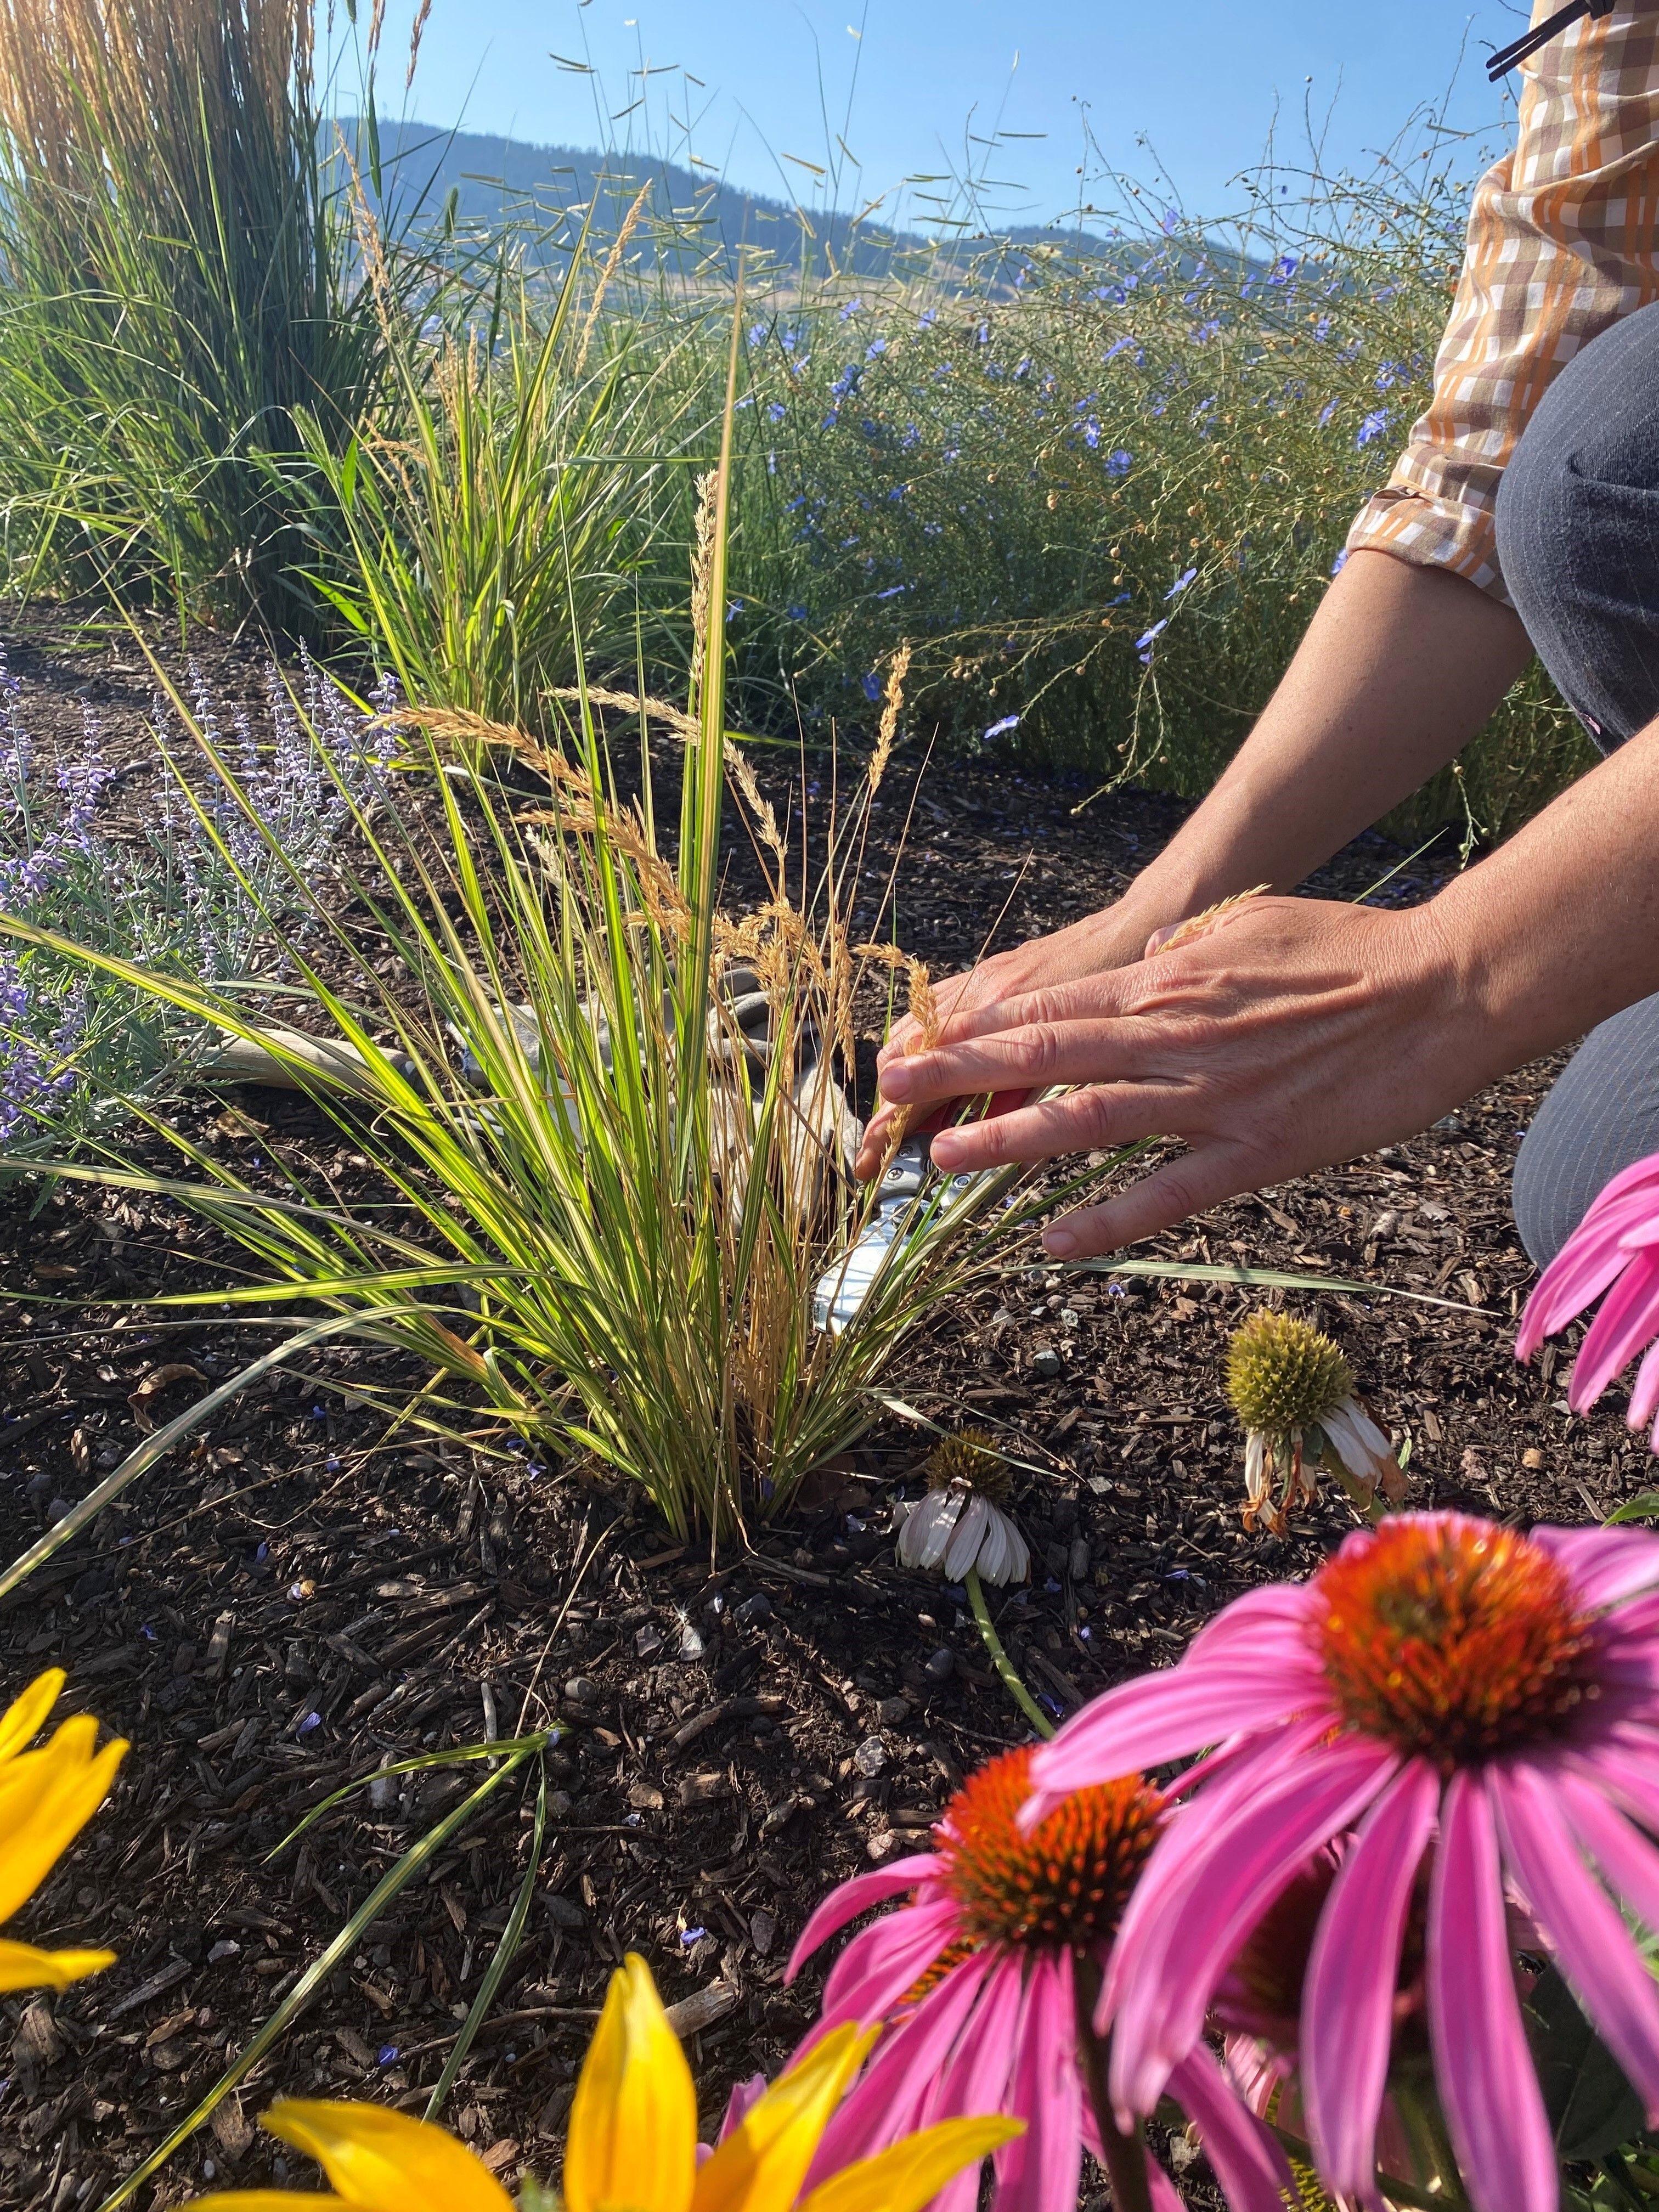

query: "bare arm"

left=856, top=549, right=1532, bottom=1177
left=870, top=712, right=1659, bottom=1258
left=1118, top=551, right=1533, bottom=925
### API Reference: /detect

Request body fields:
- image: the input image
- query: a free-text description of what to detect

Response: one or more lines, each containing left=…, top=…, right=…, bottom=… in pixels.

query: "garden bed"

left=0, top=616, right=1633, bottom=2210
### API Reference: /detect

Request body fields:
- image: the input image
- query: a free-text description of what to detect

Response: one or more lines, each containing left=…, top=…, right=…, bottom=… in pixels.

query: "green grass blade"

left=1065, top=1259, right=1494, bottom=1316
left=93, top=1743, right=537, bottom=2212
left=0, top=1308, right=406, bottom=1604
left=425, top=1754, right=550, bottom=2120
left=268, top=1734, right=555, bottom=1858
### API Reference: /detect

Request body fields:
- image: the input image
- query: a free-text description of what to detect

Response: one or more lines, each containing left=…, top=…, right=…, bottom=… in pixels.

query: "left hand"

left=867, top=894, right=1483, bottom=1258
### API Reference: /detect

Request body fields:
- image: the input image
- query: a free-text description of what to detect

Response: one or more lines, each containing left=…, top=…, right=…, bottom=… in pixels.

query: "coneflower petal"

left=1026, top=1658, right=1327, bottom=1821
left=1427, top=1775, right=1559, bottom=2212
left=1491, top=1762, right=1659, bottom=2121
left=1107, top=1736, right=1397, bottom=2120
left=942, top=1496, right=991, bottom=1583
left=1301, top=1758, right=1440, bottom=2200
left=916, top=1961, right=1025, bottom=2212
left=1530, top=1525, right=1659, bottom=1610
left=1166, top=2041, right=1297, bottom=2212
left=1555, top=1766, right=1659, bottom=1950
left=990, top=1951, right=1083, bottom=2212
left=1631, top=1335, right=1659, bottom=1432
left=805, top=1949, right=994, bottom=2180
left=1570, top=1247, right=1659, bottom=1409
left=787, top=1860, right=940, bottom=1980
left=814, top=1898, right=962, bottom=2034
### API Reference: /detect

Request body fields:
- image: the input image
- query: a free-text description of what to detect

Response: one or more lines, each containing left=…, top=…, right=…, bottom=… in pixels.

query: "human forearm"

left=1110, top=550, right=1534, bottom=943
left=1426, top=713, right=1659, bottom=1080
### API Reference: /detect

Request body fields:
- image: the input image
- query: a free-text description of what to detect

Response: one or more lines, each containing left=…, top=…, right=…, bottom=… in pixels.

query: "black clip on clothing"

left=1487, top=0, right=1620, bottom=80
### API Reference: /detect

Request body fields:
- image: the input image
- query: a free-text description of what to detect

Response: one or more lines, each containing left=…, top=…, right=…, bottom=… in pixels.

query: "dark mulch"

left=0, top=617, right=1635, bottom=2210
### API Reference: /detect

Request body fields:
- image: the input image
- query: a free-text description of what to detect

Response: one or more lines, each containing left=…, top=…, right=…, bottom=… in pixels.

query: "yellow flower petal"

left=799, top=2117, right=1024, bottom=2212
left=0, top=1672, right=64, bottom=1765
left=564, top=1955, right=697, bottom=2212
left=0, top=1939, right=115, bottom=1991
left=0, top=1720, right=127, bottom=1926
left=187, top=2196, right=348, bottom=2212
left=692, top=2025, right=877, bottom=2212
left=261, top=2102, right=514, bottom=2212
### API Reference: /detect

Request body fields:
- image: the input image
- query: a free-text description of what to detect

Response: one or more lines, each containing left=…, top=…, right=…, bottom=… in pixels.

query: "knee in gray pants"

left=1513, top=993, right=1659, bottom=1268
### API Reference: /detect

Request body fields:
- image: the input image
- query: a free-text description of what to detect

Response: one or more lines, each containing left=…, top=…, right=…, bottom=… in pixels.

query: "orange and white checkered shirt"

left=1347, top=0, right=1659, bottom=602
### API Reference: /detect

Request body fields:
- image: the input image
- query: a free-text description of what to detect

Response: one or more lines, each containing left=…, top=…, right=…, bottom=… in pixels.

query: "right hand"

left=857, top=903, right=1150, bottom=1180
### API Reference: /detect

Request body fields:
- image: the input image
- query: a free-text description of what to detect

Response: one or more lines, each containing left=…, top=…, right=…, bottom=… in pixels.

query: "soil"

left=0, top=615, right=1637, bottom=2211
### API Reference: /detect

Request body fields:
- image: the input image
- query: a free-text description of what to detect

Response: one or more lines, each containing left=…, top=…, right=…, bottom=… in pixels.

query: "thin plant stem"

left=1072, top=1955, right=1153, bottom=2212
left=965, top=1566, right=1055, bottom=1741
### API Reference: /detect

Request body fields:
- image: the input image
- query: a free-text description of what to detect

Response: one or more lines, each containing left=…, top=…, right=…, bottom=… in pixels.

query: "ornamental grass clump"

left=0, top=0, right=437, bottom=626
left=1226, top=1308, right=1404, bottom=1532
left=5, top=387, right=1131, bottom=1542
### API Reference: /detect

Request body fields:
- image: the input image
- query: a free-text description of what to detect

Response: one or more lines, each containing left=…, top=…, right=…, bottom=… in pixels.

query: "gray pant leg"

left=1493, top=305, right=1659, bottom=1262
left=1513, top=994, right=1659, bottom=1267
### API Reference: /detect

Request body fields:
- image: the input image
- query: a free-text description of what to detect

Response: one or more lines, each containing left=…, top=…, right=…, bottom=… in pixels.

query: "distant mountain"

left=336, top=116, right=1125, bottom=278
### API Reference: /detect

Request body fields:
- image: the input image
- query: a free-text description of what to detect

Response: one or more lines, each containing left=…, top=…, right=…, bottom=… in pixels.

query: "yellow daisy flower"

left=0, top=1667, right=126, bottom=1990
left=189, top=1954, right=1017, bottom=2212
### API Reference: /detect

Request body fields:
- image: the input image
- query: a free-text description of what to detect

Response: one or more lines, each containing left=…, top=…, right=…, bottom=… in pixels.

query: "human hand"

left=866, top=894, right=1482, bottom=1258
left=855, top=904, right=1153, bottom=1181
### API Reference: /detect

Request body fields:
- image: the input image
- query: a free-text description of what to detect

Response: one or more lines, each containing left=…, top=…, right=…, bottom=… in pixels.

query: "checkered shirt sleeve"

left=1347, top=0, right=1659, bottom=604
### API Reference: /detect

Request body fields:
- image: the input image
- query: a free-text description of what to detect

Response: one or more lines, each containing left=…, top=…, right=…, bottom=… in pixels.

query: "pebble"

left=866, top=1830, right=899, bottom=1862
left=1521, top=1447, right=1545, bottom=1470
left=734, top=1593, right=772, bottom=1628
left=678, top=1623, right=707, bottom=1661
left=1030, top=1346, right=1062, bottom=1380
left=545, top=1894, right=588, bottom=1931
left=1060, top=1308, right=1080, bottom=1329
left=923, top=1646, right=955, bottom=1681
left=634, top=1624, right=663, bottom=1659
left=750, top=1908, right=778, bottom=1956
left=563, top=1676, right=599, bottom=1705
left=1068, top=1538, right=1092, bottom=1582
left=876, top=1695, right=912, bottom=1727
left=853, top=1735, right=888, bottom=1777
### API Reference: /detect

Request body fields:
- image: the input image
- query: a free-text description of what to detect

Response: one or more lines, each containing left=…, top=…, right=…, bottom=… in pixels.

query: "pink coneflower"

left=1026, top=1511, right=1659, bottom=2212
left=785, top=1745, right=1293, bottom=2212
left=1517, top=1150, right=1659, bottom=1444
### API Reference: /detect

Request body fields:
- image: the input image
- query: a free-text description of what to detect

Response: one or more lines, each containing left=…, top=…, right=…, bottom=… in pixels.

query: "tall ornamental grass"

left=295, top=196, right=695, bottom=728
left=0, top=0, right=432, bottom=626
left=2, top=402, right=1126, bottom=1539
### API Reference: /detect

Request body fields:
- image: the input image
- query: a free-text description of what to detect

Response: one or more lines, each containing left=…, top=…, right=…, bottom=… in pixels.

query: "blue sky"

left=336, top=1, right=1532, bottom=223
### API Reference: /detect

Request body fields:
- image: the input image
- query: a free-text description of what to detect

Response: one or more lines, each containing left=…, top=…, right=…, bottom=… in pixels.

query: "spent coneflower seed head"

left=921, top=1427, right=1012, bottom=1505
left=1227, top=1310, right=1352, bottom=1434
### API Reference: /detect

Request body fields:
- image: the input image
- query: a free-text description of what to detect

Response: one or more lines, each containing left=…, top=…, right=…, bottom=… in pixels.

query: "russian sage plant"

left=0, top=650, right=395, bottom=1156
